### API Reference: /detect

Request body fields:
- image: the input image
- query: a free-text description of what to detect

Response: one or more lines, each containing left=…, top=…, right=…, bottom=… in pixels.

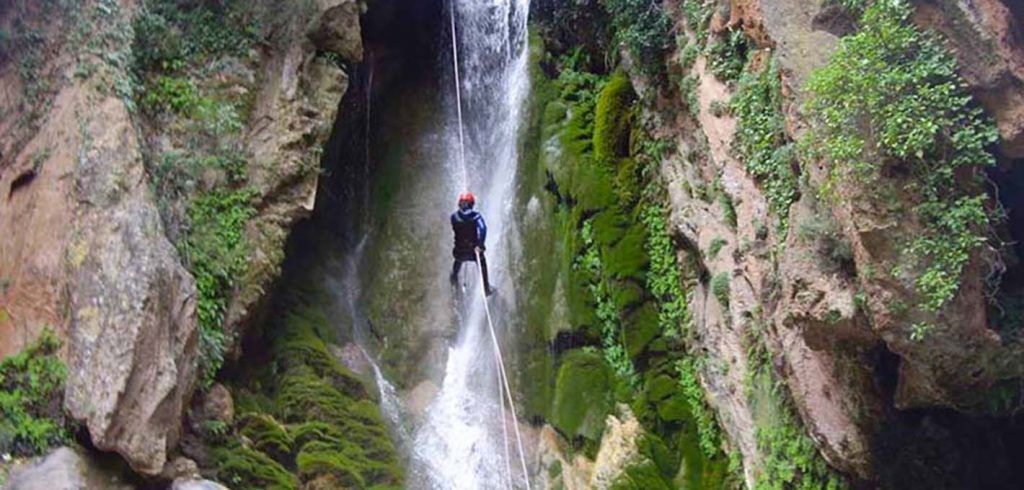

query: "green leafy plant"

left=677, top=357, right=722, bottom=458
left=732, top=57, right=797, bottom=229
left=804, top=1, right=999, bottom=316
left=681, top=0, right=714, bottom=48
left=0, top=329, right=70, bottom=456
left=181, top=188, right=259, bottom=387
left=706, top=28, right=750, bottom=83
left=642, top=205, right=691, bottom=338
left=578, top=220, right=639, bottom=387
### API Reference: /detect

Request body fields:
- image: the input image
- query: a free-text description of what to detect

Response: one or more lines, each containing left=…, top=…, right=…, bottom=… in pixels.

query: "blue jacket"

left=451, top=209, right=487, bottom=253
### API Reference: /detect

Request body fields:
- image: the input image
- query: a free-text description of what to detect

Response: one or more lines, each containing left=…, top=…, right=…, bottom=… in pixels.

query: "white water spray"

left=411, top=0, right=532, bottom=488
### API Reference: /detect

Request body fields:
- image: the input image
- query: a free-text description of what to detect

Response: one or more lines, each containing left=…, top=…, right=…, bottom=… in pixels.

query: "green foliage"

left=552, top=350, right=614, bottom=442
left=676, top=358, right=722, bottom=458
left=708, top=237, right=727, bottom=261
left=745, top=325, right=846, bottom=489
left=732, top=57, right=797, bottom=229
left=181, top=188, right=258, bottom=388
left=142, top=75, right=198, bottom=113
left=804, top=1, right=999, bottom=315
left=754, top=420, right=844, bottom=490
left=718, top=192, right=737, bottom=229
left=602, top=0, right=673, bottom=79
left=706, top=29, right=750, bottom=83
left=679, top=75, right=701, bottom=119
left=579, top=220, right=639, bottom=386
left=681, top=0, right=714, bottom=48
left=642, top=205, right=691, bottom=338
left=710, top=272, right=731, bottom=308
left=0, top=329, right=70, bottom=457
left=133, top=0, right=260, bottom=76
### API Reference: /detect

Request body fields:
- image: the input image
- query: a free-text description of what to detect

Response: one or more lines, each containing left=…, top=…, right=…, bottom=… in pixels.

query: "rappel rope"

left=449, top=0, right=470, bottom=188
left=449, top=0, right=531, bottom=487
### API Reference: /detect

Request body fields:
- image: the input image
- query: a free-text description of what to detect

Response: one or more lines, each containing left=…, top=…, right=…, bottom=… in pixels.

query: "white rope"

left=498, top=352, right=515, bottom=490
left=477, top=248, right=532, bottom=490
left=449, top=0, right=469, bottom=188
left=449, top=0, right=531, bottom=485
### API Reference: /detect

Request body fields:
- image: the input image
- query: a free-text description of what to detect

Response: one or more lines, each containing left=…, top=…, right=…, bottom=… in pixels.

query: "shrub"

left=711, top=272, right=730, bottom=308
left=602, top=0, right=674, bottom=79
left=705, top=28, right=750, bottom=83
left=0, top=329, right=70, bottom=456
left=804, top=1, right=998, bottom=314
left=708, top=237, right=727, bottom=260
left=681, top=0, right=714, bottom=48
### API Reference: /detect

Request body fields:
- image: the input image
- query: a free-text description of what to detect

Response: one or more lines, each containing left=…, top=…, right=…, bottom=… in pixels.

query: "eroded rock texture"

left=0, top=0, right=359, bottom=475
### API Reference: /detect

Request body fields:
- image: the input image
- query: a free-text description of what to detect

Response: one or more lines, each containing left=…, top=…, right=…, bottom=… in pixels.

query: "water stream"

left=411, top=0, right=532, bottom=487
left=326, top=0, right=534, bottom=488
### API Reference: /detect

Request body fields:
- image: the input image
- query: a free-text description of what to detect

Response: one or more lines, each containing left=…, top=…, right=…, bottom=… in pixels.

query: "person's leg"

left=477, top=252, right=493, bottom=294
left=450, top=259, right=462, bottom=286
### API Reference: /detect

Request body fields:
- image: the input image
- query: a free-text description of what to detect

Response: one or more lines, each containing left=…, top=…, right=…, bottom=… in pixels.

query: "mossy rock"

left=238, top=413, right=293, bottom=464
left=213, top=442, right=298, bottom=490
left=622, top=302, right=660, bottom=358
left=602, top=222, right=649, bottom=282
left=593, top=71, right=636, bottom=162
left=609, top=460, right=674, bottom=490
left=552, top=349, right=614, bottom=442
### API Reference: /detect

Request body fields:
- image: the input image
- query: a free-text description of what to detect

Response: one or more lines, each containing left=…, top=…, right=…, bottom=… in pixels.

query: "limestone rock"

left=162, top=456, right=200, bottom=481
left=63, top=93, right=198, bottom=477
left=200, top=384, right=235, bottom=427
left=308, top=0, right=364, bottom=62
left=170, top=479, right=230, bottom=490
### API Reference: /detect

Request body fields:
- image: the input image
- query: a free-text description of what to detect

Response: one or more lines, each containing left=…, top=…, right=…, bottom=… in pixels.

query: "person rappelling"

left=450, top=191, right=495, bottom=296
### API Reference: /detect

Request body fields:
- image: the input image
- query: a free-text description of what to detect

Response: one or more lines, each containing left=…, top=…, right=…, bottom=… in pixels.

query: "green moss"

left=215, top=288, right=401, bottom=488
left=213, top=442, right=297, bottom=490
left=0, top=329, right=71, bottom=457
left=593, top=71, right=637, bottom=162
left=552, top=349, right=614, bottom=442
left=237, top=414, right=293, bottom=464
left=623, top=303, right=660, bottom=357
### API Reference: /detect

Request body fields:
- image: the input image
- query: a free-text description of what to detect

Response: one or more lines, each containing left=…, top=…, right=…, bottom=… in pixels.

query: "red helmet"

left=458, top=192, right=475, bottom=208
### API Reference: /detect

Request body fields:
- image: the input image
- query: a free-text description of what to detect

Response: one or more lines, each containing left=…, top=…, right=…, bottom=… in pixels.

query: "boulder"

left=170, top=479, right=230, bottom=490
left=63, top=94, right=198, bottom=477
left=308, top=0, right=364, bottom=62
left=4, top=447, right=135, bottom=490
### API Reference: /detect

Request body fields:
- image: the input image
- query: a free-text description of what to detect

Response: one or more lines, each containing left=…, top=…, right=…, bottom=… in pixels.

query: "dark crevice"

left=8, top=169, right=35, bottom=199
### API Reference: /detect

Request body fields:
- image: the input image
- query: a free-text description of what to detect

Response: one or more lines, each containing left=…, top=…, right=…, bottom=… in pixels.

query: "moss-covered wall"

left=513, top=27, right=734, bottom=488
left=211, top=280, right=402, bottom=489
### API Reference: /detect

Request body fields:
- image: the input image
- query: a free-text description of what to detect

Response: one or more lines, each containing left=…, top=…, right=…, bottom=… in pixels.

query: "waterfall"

left=411, top=0, right=532, bottom=488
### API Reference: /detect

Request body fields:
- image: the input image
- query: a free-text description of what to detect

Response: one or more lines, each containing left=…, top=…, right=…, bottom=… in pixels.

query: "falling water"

left=411, top=0, right=532, bottom=488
